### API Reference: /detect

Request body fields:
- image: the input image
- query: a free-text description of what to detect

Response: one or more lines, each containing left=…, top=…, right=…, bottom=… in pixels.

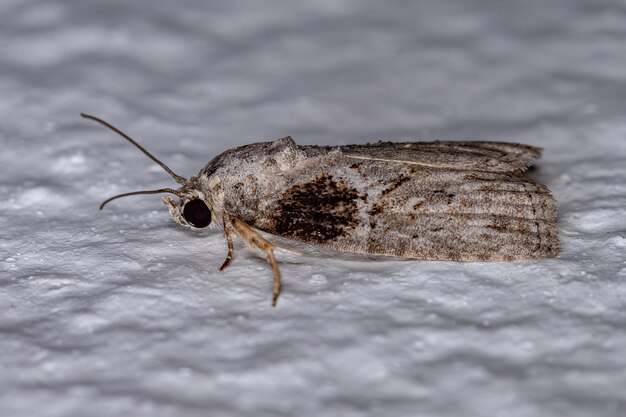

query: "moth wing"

left=336, top=141, right=542, bottom=172
left=354, top=168, right=559, bottom=261
left=251, top=150, right=557, bottom=261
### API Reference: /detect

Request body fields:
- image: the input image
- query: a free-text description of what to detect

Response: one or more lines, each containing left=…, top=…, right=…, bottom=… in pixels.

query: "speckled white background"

left=1, top=1, right=626, bottom=416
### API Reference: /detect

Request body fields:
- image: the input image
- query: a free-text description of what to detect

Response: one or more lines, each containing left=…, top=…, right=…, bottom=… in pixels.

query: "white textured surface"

left=1, top=1, right=626, bottom=416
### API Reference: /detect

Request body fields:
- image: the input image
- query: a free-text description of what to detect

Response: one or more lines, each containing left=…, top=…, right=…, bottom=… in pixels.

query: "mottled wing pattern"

left=256, top=141, right=558, bottom=261
left=359, top=168, right=558, bottom=261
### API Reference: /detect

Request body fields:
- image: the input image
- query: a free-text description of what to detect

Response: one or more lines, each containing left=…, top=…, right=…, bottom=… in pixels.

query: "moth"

left=82, top=114, right=558, bottom=306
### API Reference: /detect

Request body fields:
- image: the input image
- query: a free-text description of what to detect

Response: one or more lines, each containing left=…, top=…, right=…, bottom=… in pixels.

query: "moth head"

left=81, top=113, right=214, bottom=229
left=162, top=192, right=214, bottom=229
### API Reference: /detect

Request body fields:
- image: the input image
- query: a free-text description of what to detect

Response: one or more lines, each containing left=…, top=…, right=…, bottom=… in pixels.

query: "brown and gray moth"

left=82, top=114, right=558, bottom=306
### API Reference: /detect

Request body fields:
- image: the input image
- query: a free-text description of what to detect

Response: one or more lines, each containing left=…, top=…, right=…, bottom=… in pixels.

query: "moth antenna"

left=81, top=113, right=187, bottom=185
left=100, top=188, right=183, bottom=210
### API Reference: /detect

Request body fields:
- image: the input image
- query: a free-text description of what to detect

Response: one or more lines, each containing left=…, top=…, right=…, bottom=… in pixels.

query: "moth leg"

left=229, top=216, right=282, bottom=307
left=219, top=217, right=235, bottom=271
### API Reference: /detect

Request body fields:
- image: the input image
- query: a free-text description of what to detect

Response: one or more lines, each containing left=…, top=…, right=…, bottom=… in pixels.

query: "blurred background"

left=1, top=1, right=626, bottom=416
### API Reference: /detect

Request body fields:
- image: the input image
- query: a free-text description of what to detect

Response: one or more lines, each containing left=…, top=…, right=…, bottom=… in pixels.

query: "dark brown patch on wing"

left=381, top=175, right=411, bottom=196
left=381, top=168, right=416, bottom=196
left=272, top=174, right=362, bottom=243
left=369, top=203, right=384, bottom=216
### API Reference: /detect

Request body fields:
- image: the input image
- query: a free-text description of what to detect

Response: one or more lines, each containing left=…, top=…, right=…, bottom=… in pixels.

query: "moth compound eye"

left=182, top=199, right=211, bottom=228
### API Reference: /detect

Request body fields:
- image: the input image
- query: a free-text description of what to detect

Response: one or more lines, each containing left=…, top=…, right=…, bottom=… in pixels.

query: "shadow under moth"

left=82, top=114, right=558, bottom=306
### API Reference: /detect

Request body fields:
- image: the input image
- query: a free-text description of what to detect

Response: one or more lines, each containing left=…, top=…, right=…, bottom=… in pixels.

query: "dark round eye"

left=182, top=199, right=212, bottom=228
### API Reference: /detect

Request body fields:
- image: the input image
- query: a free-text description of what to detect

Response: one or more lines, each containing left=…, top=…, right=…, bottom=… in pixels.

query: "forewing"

left=251, top=152, right=557, bottom=261
left=359, top=168, right=559, bottom=261
left=335, top=141, right=542, bottom=172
